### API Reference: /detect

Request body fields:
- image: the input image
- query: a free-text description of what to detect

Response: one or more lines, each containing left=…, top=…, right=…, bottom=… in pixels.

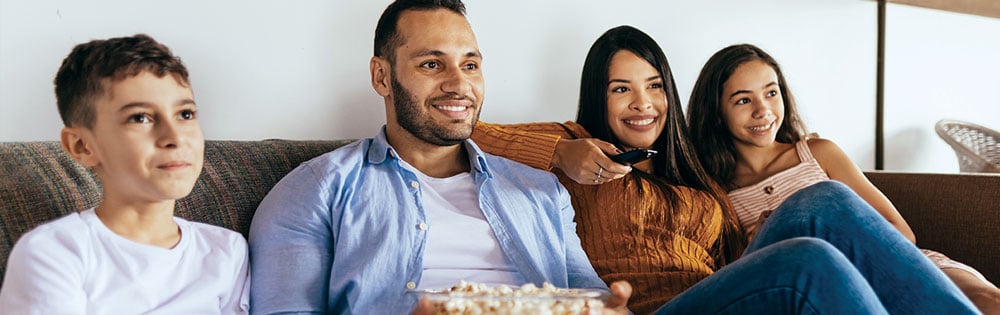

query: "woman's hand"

left=552, top=138, right=632, bottom=185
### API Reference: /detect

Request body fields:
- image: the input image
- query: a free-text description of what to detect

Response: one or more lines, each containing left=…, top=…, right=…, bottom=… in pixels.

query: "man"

left=248, top=0, right=631, bottom=313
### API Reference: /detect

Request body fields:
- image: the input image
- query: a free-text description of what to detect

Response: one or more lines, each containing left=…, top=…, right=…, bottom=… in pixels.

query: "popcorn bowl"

left=414, top=281, right=610, bottom=315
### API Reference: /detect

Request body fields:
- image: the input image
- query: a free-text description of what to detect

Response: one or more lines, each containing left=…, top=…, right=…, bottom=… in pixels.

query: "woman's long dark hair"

left=577, top=26, right=746, bottom=266
left=686, top=44, right=808, bottom=190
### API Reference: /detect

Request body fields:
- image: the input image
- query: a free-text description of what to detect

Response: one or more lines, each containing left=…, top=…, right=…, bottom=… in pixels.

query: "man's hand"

left=552, top=138, right=632, bottom=185
left=596, top=280, right=633, bottom=314
left=411, top=296, right=434, bottom=315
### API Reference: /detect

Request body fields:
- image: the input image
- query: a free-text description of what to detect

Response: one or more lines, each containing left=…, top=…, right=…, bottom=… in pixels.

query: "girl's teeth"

left=750, top=122, right=773, bottom=131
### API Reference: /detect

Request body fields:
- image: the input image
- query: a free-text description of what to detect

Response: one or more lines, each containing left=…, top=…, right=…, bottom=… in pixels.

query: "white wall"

left=882, top=5, right=1000, bottom=172
left=1, top=0, right=997, bottom=173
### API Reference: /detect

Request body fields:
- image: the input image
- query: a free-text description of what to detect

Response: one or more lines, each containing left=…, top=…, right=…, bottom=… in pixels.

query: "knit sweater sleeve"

left=471, top=121, right=590, bottom=171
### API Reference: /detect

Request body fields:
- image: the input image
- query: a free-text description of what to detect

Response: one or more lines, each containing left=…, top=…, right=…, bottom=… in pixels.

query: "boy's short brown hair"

left=54, top=34, right=190, bottom=128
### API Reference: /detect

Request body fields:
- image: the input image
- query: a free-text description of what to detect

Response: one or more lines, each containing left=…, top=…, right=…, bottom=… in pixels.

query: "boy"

left=0, top=34, right=249, bottom=314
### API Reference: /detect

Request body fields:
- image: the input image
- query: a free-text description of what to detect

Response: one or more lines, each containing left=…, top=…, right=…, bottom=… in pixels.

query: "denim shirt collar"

left=366, top=126, right=493, bottom=178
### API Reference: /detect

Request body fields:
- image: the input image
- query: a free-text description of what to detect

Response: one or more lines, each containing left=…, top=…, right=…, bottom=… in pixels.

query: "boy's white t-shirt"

left=0, top=208, right=250, bottom=314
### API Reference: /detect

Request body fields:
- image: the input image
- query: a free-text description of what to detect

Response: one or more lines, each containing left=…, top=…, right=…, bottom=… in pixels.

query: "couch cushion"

left=177, top=140, right=353, bottom=236
left=0, top=142, right=103, bottom=284
left=866, top=171, right=1000, bottom=284
left=0, top=139, right=353, bottom=285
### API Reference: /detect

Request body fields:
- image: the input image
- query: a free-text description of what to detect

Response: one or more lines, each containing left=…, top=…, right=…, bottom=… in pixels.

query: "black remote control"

left=610, top=149, right=657, bottom=164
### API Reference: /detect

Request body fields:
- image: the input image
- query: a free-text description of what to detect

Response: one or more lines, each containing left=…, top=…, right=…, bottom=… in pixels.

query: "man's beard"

left=392, top=77, right=477, bottom=146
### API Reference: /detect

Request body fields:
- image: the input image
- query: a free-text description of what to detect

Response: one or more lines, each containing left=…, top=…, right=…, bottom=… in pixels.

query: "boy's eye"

left=463, top=62, right=478, bottom=70
left=179, top=110, right=197, bottom=120
left=127, top=113, right=152, bottom=124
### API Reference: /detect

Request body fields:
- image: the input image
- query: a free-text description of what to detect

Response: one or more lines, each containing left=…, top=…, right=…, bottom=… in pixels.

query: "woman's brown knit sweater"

left=472, top=122, right=723, bottom=314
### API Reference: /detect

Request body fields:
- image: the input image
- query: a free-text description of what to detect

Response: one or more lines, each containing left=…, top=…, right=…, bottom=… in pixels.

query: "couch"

left=1, top=140, right=997, bottom=287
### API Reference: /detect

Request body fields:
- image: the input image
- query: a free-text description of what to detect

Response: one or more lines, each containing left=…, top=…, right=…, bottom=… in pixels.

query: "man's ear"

left=60, top=127, right=100, bottom=167
left=370, top=56, right=392, bottom=97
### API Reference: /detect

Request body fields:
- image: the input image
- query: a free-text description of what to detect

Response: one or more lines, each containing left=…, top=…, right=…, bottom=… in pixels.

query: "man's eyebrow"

left=410, top=49, right=444, bottom=58
left=409, top=49, right=483, bottom=59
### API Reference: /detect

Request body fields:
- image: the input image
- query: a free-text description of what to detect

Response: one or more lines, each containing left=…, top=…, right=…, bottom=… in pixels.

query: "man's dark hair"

left=54, top=33, right=190, bottom=128
left=373, top=0, right=466, bottom=62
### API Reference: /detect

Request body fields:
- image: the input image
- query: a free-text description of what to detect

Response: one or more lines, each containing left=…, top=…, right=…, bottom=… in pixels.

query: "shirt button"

left=764, top=186, right=775, bottom=194
left=410, top=181, right=419, bottom=188
left=406, top=282, right=416, bottom=289
left=418, top=223, right=429, bottom=231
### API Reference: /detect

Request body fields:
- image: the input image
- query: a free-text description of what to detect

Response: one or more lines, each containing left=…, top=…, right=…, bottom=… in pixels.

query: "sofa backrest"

left=0, top=139, right=355, bottom=283
left=865, top=171, right=1000, bottom=284
left=2, top=141, right=996, bottom=288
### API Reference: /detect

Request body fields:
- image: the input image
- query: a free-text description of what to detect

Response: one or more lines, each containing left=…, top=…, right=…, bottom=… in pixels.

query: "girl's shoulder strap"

left=795, top=138, right=815, bottom=162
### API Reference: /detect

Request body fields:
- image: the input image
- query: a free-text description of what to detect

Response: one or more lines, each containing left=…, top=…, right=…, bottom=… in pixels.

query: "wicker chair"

left=935, top=119, right=1000, bottom=173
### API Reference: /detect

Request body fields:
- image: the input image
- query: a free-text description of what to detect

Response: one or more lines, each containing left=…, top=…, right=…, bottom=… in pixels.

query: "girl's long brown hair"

left=686, top=44, right=808, bottom=190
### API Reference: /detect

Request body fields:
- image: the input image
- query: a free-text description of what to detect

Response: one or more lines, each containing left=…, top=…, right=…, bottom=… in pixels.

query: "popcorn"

left=423, top=280, right=607, bottom=315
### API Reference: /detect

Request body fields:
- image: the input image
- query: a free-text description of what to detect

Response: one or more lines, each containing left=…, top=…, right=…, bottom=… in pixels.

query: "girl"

left=686, top=43, right=999, bottom=314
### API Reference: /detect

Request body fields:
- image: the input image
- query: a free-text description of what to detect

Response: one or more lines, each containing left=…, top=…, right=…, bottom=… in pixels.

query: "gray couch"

left=1, top=140, right=997, bottom=287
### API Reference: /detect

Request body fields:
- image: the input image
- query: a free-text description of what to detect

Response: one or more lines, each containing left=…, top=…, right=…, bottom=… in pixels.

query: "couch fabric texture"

left=1, top=140, right=997, bottom=287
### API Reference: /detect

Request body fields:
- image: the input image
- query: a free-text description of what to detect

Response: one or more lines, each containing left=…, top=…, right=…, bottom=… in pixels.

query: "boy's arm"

left=473, top=122, right=630, bottom=184
left=0, top=228, right=87, bottom=314
left=249, top=164, right=335, bottom=314
left=809, top=138, right=916, bottom=243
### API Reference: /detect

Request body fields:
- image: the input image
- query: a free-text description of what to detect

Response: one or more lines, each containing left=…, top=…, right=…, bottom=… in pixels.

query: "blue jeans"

left=654, top=181, right=978, bottom=315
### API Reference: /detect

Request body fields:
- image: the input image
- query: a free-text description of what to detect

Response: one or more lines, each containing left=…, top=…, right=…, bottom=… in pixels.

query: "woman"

left=686, top=43, right=999, bottom=314
left=473, top=25, right=744, bottom=311
left=473, top=26, right=977, bottom=314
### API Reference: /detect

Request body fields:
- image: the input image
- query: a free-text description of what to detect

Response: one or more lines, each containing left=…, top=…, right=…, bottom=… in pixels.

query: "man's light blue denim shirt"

left=249, top=127, right=607, bottom=314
